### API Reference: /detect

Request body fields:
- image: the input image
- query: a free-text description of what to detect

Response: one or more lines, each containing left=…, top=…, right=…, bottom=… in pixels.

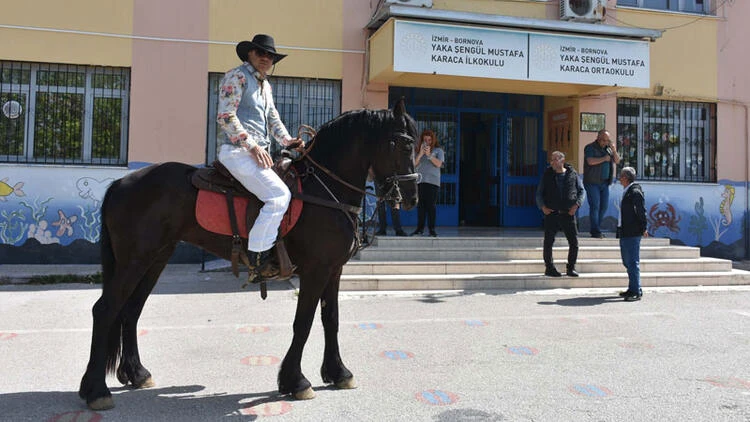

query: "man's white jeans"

left=218, top=144, right=291, bottom=252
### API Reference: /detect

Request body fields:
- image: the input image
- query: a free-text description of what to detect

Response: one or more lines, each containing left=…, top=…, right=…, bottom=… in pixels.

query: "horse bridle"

left=296, top=125, right=419, bottom=207
left=292, top=126, right=419, bottom=257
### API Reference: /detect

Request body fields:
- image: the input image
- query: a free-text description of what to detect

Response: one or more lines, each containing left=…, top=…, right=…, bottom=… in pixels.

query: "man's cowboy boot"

left=247, top=249, right=279, bottom=281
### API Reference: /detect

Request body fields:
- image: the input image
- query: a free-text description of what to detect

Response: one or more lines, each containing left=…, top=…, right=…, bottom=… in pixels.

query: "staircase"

left=341, top=230, right=750, bottom=291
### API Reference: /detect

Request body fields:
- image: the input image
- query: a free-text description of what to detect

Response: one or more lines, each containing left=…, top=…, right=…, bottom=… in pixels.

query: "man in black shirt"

left=536, top=151, right=586, bottom=277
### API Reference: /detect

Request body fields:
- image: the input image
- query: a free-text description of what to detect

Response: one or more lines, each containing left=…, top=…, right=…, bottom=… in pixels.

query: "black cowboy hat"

left=236, top=34, right=287, bottom=64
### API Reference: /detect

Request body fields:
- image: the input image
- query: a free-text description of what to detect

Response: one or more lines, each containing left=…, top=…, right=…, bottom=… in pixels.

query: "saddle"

left=191, top=158, right=302, bottom=298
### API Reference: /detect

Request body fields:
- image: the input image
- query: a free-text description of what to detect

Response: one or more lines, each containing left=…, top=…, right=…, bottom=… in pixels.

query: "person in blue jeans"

left=583, top=129, right=620, bottom=238
left=616, top=167, right=648, bottom=302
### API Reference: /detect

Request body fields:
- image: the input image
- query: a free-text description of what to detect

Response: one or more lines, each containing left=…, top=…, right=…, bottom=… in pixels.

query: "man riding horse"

left=216, top=33, right=301, bottom=278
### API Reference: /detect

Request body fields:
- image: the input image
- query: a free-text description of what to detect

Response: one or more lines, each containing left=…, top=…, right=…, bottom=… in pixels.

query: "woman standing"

left=411, top=129, right=444, bottom=237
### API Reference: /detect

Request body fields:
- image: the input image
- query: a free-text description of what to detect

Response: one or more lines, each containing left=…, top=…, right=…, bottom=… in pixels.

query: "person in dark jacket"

left=536, top=151, right=586, bottom=277
left=616, top=166, right=648, bottom=301
left=583, top=129, right=620, bottom=238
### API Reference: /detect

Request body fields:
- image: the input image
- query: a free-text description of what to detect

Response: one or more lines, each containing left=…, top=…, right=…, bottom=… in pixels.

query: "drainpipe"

left=745, top=104, right=749, bottom=259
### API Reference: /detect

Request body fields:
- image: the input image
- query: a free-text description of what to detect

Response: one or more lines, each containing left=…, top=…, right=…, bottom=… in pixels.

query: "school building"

left=0, top=0, right=748, bottom=263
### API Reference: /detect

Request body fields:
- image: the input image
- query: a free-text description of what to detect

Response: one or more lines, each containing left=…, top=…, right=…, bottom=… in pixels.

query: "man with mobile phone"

left=583, top=129, right=620, bottom=239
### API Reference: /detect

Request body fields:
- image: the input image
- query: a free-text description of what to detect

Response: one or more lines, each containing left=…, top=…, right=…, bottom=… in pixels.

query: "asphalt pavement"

left=1, top=266, right=750, bottom=421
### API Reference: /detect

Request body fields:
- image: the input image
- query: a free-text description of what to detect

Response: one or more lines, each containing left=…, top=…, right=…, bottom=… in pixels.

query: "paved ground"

left=1, top=267, right=750, bottom=421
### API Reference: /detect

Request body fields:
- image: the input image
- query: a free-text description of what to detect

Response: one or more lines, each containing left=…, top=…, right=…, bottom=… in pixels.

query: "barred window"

left=617, top=0, right=713, bottom=14
left=0, top=61, right=129, bottom=166
left=617, top=98, right=716, bottom=182
left=207, top=73, right=341, bottom=164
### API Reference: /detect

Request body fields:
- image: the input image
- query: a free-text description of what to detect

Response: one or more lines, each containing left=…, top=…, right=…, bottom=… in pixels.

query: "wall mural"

left=0, top=166, right=127, bottom=264
left=0, top=166, right=748, bottom=262
left=579, top=180, right=747, bottom=260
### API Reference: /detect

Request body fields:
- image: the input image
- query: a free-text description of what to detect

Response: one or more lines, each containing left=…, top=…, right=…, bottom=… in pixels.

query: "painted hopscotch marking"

left=380, top=350, right=415, bottom=360
left=416, top=389, right=458, bottom=406
left=49, top=410, right=103, bottom=422
left=239, top=401, right=292, bottom=416
left=569, top=384, right=613, bottom=397
left=464, top=319, right=487, bottom=327
left=240, top=355, right=281, bottom=366
left=356, top=323, right=382, bottom=330
left=0, top=332, right=18, bottom=340
left=701, top=377, right=750, bottom=390
left=237, top=326, right=270, bottom=334
left=506, top=346, right=539, bottom=356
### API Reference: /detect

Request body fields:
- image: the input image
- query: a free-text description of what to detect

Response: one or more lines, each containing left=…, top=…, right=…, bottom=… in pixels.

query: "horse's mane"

left=310, top=108, right=394, bottom=159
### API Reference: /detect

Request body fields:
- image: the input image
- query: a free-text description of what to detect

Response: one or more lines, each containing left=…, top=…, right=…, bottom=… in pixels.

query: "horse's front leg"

left=319, top=267, right=355, bottom=389
left=278, top=268, right=328, bottom=400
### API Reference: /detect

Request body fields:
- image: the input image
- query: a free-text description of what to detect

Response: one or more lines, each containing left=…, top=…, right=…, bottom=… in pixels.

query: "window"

left=617, top=98, right=716, bottom=182
left=207, top=73, right=341, bottom=163
left=617, top=0, right=711, bottom=14
left=0, top=61, right=130, bottom=165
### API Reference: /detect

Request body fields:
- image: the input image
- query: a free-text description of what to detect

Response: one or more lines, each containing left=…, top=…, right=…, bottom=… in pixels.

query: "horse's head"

left=371, top=98, right=419, bottom=211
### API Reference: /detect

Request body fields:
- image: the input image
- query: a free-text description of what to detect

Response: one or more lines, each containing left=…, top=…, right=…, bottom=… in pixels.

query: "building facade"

left=0, top=0, right=748, bottom=263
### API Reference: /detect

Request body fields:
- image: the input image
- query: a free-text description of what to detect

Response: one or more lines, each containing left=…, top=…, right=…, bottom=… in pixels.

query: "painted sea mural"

left=579, top=179, right=747, bottom=260
left=0, top=165, right=748, bottom=262
left=0, top=165, right=205, bottom=264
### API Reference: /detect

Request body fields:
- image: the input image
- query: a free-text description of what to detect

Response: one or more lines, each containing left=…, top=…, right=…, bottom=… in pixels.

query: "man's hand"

left=542, top=206, right=552, bottom=215
left=250, top=145, right=273, bottom=169
left=568, top=204, right=579, bottom=216
left=287, top=137, right=304, bottom=152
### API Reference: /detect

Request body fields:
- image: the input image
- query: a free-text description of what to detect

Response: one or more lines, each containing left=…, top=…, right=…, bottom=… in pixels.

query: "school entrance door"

left=391, top=88, right=543, bottom=228
left=459, top=112, right=543, bottom=227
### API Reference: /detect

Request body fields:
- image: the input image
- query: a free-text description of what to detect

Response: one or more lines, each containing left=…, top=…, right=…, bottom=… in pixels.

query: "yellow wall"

left=615, top=8, right=718, bottom=101
left=208, top=0, right=344, bottom=79
left=434, top=0, right=548, bottom=19
left=0, top=0, right=133, bottom=66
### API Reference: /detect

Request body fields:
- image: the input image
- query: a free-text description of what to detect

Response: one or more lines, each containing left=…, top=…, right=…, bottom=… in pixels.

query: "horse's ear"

left=393, top=97, right=406, bottom=119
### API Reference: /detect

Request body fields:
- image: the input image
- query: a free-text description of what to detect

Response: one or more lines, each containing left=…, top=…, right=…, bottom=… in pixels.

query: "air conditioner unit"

left=560, top=0, right=606, bottom=22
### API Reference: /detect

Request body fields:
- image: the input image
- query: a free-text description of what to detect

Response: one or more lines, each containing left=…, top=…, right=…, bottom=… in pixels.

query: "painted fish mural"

left=0, top=178, right=25, bottom=201
left=76, top=177, right=114, bottom=206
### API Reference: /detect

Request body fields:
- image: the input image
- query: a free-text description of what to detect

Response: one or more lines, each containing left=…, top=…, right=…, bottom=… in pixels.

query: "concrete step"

left=371, top=236, right=671, bottom=249
left=342, top=257, right=731, bottom=275
left=355, top=245, right=700, bottom=261
left=339, top=269, right=750, bottom=291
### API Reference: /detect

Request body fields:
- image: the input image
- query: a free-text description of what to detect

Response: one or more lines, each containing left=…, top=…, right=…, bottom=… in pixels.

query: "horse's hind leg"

left=116, top=254, right=173, bottom=389
left=79, top=263, right=150, bottom=410
left=319, top=268, right=355, bottom=389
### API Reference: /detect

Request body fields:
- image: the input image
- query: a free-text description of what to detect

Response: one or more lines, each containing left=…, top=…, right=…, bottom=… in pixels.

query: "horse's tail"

left=99, top=183, right=123, bottom=374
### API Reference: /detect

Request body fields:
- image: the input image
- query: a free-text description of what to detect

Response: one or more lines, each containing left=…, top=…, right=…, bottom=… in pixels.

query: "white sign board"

left=393, top=20, right=650, bottom=88
left=528, top=32, right=649, bottom=88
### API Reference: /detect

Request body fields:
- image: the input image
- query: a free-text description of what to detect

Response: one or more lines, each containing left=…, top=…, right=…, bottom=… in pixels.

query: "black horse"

left=78, top=100, right=419, bottom=410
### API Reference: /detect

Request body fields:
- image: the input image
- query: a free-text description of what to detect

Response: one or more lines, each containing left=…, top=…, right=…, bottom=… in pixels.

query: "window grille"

left=207, top=73, right=341, bottom=164
left=616, top=98, right=716, bottom=182
left=0, top=61, right=129, bottom=165
left=617, top=0, right=711, bottom=15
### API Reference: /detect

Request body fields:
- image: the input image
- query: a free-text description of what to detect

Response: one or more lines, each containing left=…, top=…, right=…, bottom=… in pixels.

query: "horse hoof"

left=134, top=377, right=155, bottom=389
left=88, top=396, right=114, bottom=411
left=335, top=376, right=357, bottom=390
left=116, top=368, right=129, bottom=386
left=293, top=387, right=316, bottom=400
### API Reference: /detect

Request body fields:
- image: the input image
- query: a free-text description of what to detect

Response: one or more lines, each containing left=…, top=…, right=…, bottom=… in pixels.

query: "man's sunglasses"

left=253, top=49, right=275, bottom=59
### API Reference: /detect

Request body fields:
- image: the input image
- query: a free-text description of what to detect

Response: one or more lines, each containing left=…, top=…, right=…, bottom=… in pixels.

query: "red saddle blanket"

left=195, top=190, right=303, bottom=238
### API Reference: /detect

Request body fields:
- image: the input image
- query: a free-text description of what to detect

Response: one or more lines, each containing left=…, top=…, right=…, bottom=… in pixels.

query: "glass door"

left=501, top=114, right=543, bottom=226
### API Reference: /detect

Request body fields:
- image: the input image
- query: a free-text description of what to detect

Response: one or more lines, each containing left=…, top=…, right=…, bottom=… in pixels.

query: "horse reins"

left=292, top=125, right=418, bottom=256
